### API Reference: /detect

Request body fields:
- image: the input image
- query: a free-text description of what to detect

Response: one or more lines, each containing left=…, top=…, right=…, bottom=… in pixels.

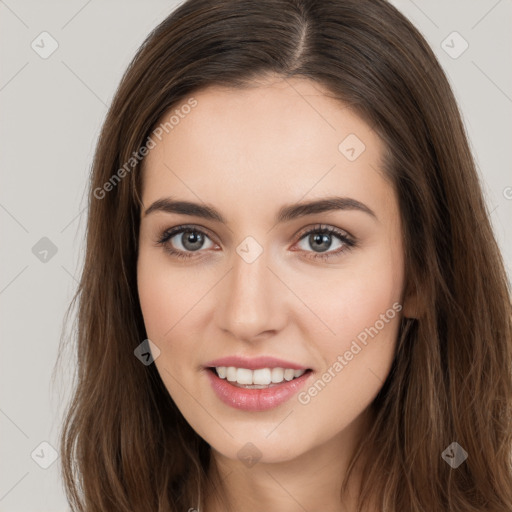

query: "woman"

left=58, top=0, right=512, bottom=510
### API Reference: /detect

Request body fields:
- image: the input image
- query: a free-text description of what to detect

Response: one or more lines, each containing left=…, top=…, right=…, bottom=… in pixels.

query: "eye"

left=156, top=225, right=217, bottom=259
left=155, top=223, right=356, bottom=261
left=294, top=224, right=356, bottom=261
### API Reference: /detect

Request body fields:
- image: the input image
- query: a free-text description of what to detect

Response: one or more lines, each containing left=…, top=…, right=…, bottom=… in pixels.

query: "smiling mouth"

left=207, top=366, right=313, bottom=389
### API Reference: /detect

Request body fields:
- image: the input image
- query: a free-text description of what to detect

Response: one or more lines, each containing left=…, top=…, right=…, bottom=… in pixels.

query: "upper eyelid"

left=158, top=224, right=218, bottom=244
left=296, top=224, right=353, bottom=240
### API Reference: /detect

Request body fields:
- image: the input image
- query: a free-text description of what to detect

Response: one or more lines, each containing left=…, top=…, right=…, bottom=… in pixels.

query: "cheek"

left=294, top=240, right=403, bottom=416
left=302, top=249, right=403, bottom=355
left=137, top=253, right=202, bottom=397
left=137, top=249, right=210, bottom=342
left=137, top=255, right=175, bottom=341
left=332, top=274, right=401, bottom=348
left=298, top=252, right=403, bottom=423
left=295, top=275, right=402, bottom=432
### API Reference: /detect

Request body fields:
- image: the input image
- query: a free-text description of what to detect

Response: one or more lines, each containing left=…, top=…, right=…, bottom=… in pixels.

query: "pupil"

left=310, top=233, right=331, bottom=253
left=182, top=230, right=203, bottom=251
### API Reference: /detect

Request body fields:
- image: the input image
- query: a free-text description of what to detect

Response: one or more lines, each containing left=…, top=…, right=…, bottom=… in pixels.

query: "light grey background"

left=1, top=1, right=511, bottom=510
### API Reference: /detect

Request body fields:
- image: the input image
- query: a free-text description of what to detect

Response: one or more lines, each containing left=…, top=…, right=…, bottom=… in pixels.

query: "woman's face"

left=137, top=77, right=405, bottom=465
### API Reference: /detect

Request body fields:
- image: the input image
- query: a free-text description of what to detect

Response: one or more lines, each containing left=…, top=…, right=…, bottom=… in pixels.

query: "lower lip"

left=205, top=368, right=313, bottom=411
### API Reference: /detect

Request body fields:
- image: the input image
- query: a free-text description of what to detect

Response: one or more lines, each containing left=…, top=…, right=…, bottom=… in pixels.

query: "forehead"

left=140, top=78, right=392, bottom=219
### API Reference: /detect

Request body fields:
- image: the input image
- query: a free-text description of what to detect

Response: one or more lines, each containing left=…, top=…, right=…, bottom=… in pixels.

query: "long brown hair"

left=56, top=0, right=512, bottom=510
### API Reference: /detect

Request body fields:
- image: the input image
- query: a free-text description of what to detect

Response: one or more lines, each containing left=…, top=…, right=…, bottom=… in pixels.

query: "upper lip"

left=204, top=355, right=311, bottom=371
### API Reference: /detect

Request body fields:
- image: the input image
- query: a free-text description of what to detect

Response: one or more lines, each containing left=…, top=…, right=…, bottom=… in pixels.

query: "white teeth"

left=284, top=369, right=295, bottom=381
left=271, top=367, right=284, bottom=383
left=214, top=366, right=307, bottom=386
left=253, top=368, right=272, bottom=385
left=236, top=368, right=253, bottom=385
left=226, top=367, right=237, bottom=382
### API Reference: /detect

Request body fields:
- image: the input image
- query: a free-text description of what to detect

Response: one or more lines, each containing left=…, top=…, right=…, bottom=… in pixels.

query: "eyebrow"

left=143, top=196, right=377, bottom=223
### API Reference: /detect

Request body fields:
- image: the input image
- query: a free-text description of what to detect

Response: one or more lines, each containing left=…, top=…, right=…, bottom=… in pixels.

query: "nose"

left=215, top=245, right=286, bottom=342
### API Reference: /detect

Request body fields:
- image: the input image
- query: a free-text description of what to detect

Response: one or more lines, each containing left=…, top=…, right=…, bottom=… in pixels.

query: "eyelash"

left=155, top=223, right=356, bottom=261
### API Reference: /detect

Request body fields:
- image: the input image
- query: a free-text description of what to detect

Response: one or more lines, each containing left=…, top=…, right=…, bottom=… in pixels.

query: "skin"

left=137, top=76, right=412, bottom=512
